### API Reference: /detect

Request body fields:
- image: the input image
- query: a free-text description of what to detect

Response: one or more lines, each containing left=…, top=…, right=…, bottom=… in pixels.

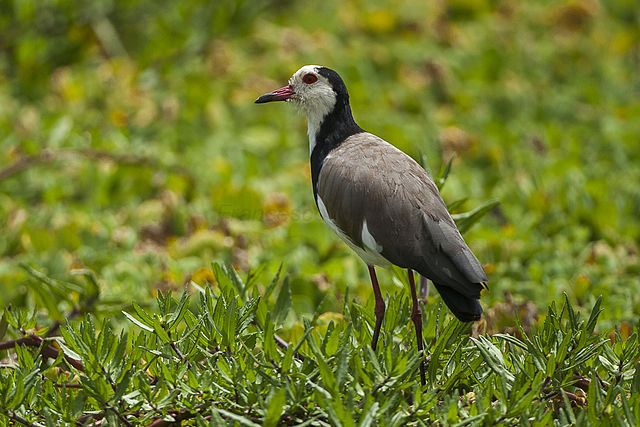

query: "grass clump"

left=1, top=265, right=638, bottom=425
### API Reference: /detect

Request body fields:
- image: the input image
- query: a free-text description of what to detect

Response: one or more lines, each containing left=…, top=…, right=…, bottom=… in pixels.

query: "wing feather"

left=317, top=132, right=487, bottom=299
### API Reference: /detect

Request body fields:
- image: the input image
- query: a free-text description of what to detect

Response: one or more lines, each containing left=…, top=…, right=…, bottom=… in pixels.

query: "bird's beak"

left=254, top=85, right=295, bottom=103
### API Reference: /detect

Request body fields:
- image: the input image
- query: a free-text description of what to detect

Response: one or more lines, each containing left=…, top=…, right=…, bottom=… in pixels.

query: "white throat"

left=306, top=108, right=329, bottom=155
left=292, top=89, right=336, bottom=156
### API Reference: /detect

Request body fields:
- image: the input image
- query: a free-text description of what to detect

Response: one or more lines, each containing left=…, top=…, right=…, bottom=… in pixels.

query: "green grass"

left=1, top=265, right=639, bottom=425
left=1, top=0, right=640, bottom=424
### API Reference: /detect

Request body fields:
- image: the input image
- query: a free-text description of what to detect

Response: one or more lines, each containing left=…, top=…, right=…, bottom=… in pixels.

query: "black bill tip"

left=254, top=94, right=278, bottom=104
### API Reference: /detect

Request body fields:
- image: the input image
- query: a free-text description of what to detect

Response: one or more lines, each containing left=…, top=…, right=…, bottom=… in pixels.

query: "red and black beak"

left=254, top=85, right=295, bottom=103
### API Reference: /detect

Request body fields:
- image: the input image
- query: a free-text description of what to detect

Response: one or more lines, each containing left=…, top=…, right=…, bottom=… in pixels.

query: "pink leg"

left=408, top=268, right=426, bottom=386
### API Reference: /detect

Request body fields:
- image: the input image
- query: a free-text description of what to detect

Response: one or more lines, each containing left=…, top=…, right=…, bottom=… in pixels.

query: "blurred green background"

left=1, top=0, right=639, bottom=331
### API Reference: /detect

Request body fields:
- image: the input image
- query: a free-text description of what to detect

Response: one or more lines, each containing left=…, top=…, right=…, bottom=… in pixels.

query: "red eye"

left=302, top=73, right=318, bottom=84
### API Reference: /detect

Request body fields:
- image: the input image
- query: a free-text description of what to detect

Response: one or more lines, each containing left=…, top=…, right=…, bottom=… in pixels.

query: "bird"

left=255, top=65, right=488, bottom=385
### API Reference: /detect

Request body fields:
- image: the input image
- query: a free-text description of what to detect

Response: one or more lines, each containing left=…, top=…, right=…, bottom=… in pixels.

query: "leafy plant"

left=1, top=266, right=638, bottom=425
left=1, top=0, right=639, bottom=424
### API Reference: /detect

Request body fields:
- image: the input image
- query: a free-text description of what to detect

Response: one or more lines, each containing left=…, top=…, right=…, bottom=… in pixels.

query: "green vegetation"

left=1, top=266, right=639, bottom=425
left=1, top=0, right=639, bottom=424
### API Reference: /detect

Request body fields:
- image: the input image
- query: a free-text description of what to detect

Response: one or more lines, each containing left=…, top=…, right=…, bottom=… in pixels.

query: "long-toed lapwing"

left=256, top=65, right=488, bottom=385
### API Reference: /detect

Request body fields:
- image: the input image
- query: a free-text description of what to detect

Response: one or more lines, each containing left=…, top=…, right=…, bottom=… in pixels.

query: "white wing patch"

left=361, top=220, right=383, bottom=253
left=316, top=196, right=390, bottom=267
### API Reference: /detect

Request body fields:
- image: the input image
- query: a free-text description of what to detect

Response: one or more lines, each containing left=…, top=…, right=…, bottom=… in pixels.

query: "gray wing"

left=317, top=132, right=487, bottom=298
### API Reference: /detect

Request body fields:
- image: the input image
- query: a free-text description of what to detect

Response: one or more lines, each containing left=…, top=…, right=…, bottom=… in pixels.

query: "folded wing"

left=317, top=132, right=487, bottom=320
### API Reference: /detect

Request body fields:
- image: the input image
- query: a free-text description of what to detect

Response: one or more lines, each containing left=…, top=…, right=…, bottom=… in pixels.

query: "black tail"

left=432, top=283, right=482, bottom=322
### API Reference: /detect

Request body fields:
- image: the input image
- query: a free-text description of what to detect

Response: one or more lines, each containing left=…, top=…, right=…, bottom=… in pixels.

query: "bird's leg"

left=368, top=265, right=385, bottom=351
left=419, top=275, right=429, bottom=299
left=408, top=268, right=426, bottom=386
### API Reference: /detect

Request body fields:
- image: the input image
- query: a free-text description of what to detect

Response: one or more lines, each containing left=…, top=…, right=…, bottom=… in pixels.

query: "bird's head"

left=255, top=65, right=347, bottom=118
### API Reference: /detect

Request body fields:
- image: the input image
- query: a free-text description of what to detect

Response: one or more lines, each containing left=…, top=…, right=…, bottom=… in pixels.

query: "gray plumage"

left=318, top=132, right=487, bottom=314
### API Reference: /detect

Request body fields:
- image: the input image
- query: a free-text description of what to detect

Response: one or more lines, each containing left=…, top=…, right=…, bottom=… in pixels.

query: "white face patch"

left=286, top=65, right=337, bottom=155
left=316, top=196, right=390, bottom=267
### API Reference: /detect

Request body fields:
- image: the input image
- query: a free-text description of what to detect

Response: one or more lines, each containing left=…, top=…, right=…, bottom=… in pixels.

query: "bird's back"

left=317, top=132, right=486, bottom=317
